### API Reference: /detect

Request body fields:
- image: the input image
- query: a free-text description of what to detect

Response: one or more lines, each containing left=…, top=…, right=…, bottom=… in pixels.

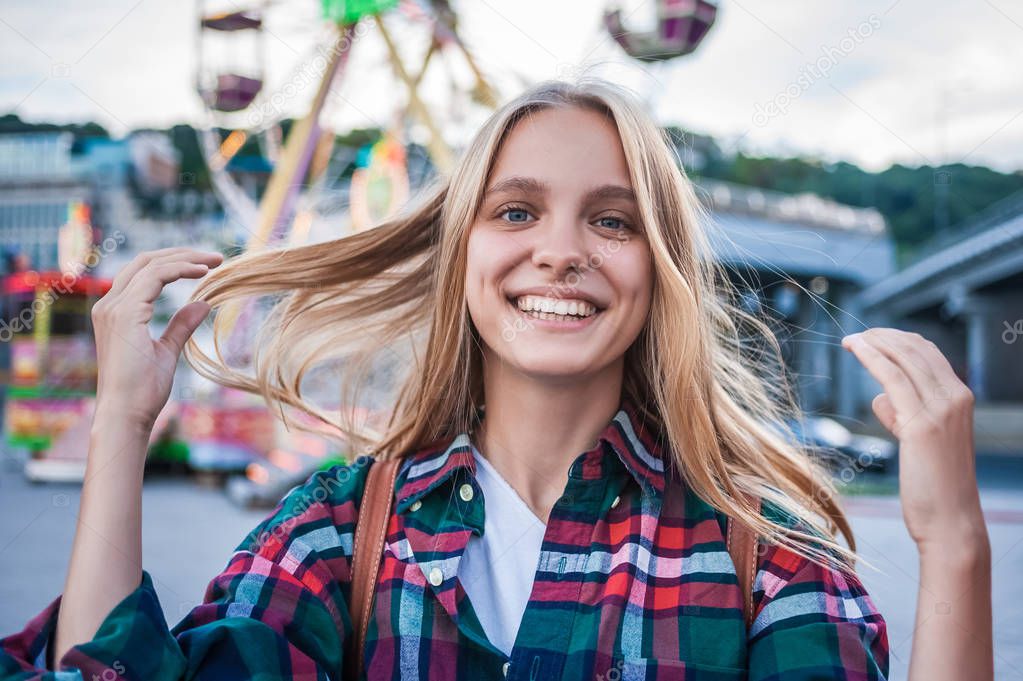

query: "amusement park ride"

left=194, top=0, right=498, bottom=247
left=192, top=0, right=505, bottom=504
left=604, top=0, right=718, bottom=62
left=2, top=204, right=112, bottom=482
left=1, top=0, right=719, bottom=495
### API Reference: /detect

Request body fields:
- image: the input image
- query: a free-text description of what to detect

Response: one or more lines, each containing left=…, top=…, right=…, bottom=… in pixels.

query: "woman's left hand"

left=841, top=327, right=987, bottom=555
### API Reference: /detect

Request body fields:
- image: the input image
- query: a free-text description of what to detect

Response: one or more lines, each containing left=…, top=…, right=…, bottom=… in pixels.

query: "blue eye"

left=597, top=216, right=630, bottom=230
left=495, top=206, right=631, bottom=231
left=500, top=207, right=532, bottom=223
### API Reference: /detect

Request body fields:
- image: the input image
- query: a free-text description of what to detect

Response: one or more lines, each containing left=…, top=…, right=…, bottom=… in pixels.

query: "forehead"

left=486, top=106, right=632, bottom=193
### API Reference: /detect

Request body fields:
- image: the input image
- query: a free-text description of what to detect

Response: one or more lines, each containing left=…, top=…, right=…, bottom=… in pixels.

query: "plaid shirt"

left=1, top=402, right=888, bottom=680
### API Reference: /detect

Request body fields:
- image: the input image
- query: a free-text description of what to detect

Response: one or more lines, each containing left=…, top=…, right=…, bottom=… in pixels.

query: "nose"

left=531, top=212, right=587, bottom=279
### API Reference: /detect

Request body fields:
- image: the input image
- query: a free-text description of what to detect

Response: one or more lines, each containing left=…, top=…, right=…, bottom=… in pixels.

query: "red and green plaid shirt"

left=1, top=402, right=888, bottom=680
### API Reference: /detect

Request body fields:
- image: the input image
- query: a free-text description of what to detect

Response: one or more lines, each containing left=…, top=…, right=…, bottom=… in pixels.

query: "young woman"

left=1, top=79, right=992, bottom=680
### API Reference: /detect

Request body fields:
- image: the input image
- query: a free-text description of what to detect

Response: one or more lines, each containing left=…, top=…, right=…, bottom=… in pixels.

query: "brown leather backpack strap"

left=348, top=457, right=401, bottom=680
left=726, top=495, right=762, bottom=631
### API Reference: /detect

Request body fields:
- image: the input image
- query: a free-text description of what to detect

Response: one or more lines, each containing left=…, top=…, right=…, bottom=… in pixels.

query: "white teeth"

left=514, top=295, right=597, bottom=318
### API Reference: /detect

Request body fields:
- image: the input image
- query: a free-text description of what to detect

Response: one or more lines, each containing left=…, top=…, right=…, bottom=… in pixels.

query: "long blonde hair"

left=183, top=77, right=860, bottom=573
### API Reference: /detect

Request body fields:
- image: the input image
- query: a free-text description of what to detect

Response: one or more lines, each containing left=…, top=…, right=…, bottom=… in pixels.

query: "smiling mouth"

left=507, top=294, right=604, bottom=323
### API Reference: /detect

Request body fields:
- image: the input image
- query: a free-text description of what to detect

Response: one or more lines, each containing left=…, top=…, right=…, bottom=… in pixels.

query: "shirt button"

left=502, top=661, right=510, bottom=676
left=409, top=499, right=422, bottom=512
left=459, top=483, right=474, bottom=502
left=611, top=495, right=621, bottom=509
left=428, top=567, right=444, bottom=586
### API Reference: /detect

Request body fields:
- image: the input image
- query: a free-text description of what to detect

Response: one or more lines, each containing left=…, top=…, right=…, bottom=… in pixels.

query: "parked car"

left=787, top=416, right=897, bottom=473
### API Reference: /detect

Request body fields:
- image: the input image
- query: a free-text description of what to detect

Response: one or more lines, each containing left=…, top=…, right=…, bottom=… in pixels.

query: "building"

left=0, top=128, right=231, bottom=270
left=0, top=133, right=93, bottom=270
left=697, top=179, right=896, bottom=418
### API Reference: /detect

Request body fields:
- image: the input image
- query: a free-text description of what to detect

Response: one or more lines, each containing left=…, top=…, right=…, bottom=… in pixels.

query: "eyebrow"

left=483, top=176, right=637, bottom=205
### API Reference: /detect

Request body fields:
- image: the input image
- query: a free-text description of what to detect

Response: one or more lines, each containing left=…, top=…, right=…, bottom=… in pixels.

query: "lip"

left=505, top=287, right=606, bottom=311
left=505, top=297, right=602, bottom=331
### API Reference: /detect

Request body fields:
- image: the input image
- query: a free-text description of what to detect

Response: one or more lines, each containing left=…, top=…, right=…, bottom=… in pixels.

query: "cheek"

left=464, top=229, right=521, bottom=313
left=611, top=246, right=654, bottom=311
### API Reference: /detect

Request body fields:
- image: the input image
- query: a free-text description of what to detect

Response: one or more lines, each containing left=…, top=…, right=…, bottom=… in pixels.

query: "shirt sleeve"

left=0, top=461, right=370, bottom=681
left=745, top=525, right=890, bottom=681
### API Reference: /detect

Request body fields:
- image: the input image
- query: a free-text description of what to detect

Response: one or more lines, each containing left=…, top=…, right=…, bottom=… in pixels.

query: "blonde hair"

left=183, top=77, right=861, bottom=573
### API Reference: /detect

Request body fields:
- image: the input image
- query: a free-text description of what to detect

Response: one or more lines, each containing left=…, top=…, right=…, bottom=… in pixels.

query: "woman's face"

left=465, top=105, right=653, bottom=382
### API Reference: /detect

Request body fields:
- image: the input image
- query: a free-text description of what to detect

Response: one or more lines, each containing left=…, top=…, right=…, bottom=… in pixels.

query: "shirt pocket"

left=605, top=657, right=746, bottom=681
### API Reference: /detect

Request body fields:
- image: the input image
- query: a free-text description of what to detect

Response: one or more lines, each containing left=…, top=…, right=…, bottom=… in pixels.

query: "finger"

left=110, top=249, right=223, bottom=300
left=142, top=250, right=224, bottom=287
left=108, top=248, right=197, bottom=297
left=856, top=329, right=938, bottom=399
left=120, top=260, right=214, bottom=306
left=906, top=333, right=967, bottom=397
left=842, top=333, right=922, bottom=414
left=159, top=300, right=211, bottom=355
left=871, top=393, right=897, bottom=433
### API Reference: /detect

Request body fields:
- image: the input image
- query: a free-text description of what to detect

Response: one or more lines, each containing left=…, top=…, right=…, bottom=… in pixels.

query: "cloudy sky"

left=2, top=0, right=1022, bottom=172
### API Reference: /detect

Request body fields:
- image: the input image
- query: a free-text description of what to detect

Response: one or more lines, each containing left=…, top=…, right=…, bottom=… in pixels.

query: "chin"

left=510, top=353, right=598, bottom=380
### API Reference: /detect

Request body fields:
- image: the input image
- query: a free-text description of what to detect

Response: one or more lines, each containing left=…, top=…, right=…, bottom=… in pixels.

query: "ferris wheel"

left=194, top=0, right=718, bottom=253
left=194, top=0, right=498, bottom=252
left=603, top=0, right=719, bottom=63
left=576, top=0, right=718, bottom=150
left=186, top=0, right=722, bottom=503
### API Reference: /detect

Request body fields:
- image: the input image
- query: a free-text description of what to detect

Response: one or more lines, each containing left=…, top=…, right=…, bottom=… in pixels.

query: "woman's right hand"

left=53, top=248, right=224, bottom=667
left=91, top=247, right=224, bottom=432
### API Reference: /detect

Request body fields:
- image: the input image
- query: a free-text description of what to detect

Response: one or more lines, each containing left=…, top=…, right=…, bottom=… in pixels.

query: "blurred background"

left=0, top=1, right=1021, bottom=678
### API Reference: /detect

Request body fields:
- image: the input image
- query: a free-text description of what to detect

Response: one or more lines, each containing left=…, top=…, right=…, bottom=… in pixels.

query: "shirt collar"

left=393, top=399, right=667, bottom=514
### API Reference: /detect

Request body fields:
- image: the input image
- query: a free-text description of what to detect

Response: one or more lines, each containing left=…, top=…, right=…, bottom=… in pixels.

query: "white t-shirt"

left=459, top=446, right=548, bottom=656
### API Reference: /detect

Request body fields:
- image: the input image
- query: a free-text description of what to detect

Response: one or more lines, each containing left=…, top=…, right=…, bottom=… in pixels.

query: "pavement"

left=845, top=492, right=1023, bottom=678
left=0, top=455, right=268, bottom=634
left=1, top=450, right=1021, bottom=680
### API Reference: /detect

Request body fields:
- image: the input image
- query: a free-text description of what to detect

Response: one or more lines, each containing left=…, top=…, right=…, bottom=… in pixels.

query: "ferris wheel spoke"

left=194, top=0, right=502, bottom=251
